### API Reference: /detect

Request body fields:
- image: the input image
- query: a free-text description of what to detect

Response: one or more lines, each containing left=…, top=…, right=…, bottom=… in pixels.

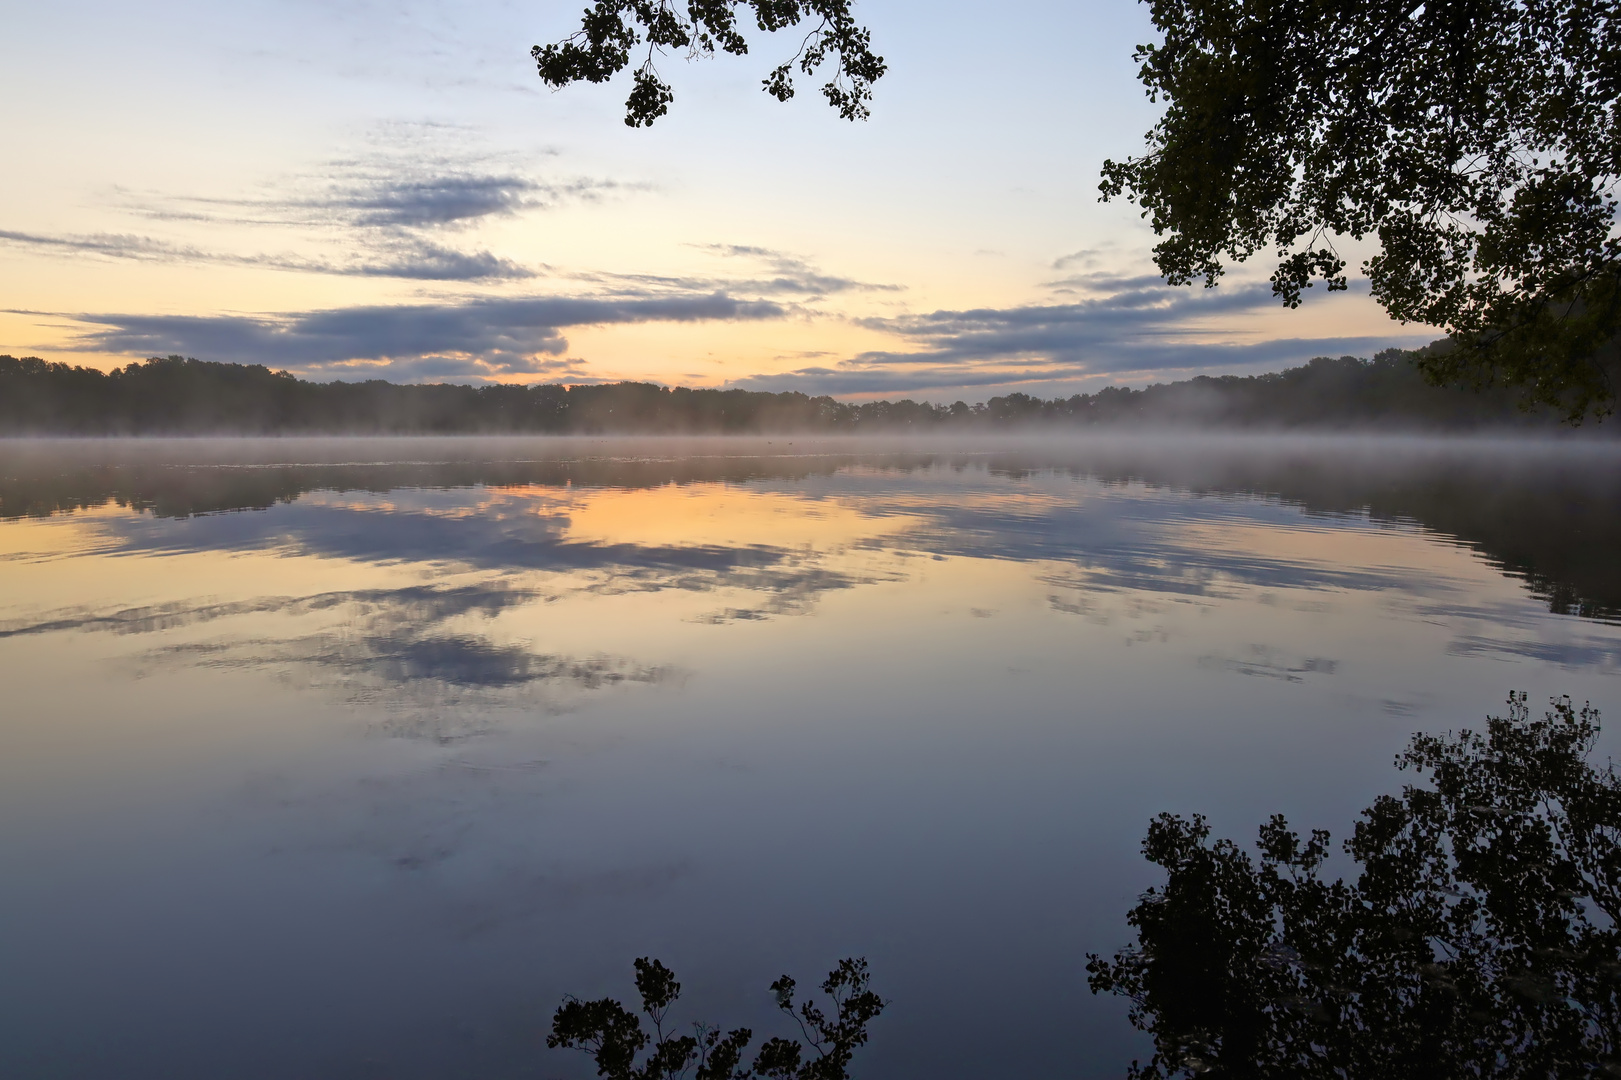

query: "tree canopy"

left=1, top=350, right=1596, bottom=434
left=537, top=1, right=1621, bottom=422
left=1101, top=0, right=1621, bottom=422
left=532, top=1, right=886, bottom=127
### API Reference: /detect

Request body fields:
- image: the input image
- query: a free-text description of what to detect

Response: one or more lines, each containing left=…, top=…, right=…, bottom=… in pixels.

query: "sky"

left=0, top=0, right=1435, bottom=401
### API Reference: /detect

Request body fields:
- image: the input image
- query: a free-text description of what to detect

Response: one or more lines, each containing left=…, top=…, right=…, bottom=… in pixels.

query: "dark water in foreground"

left=0, top=434, right=1617, bottom=1080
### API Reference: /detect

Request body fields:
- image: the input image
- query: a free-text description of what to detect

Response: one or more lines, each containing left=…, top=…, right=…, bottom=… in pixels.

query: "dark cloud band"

left=731, top=278, right=1429, bottom=397
left=0, top=228, right=533, bottom=282
left=132, top=171, right=631, bottom=230
left=32, top=292, right=787, bottom=374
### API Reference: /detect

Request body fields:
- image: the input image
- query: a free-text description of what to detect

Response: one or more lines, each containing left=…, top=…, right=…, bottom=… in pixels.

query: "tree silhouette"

left=2, top=350, right=1593, bottom=435
left=532, top=1, right=885, bottom=127
left=1088, top=693, right=1621, bottom=1078
left=1101, top=0, right=1621, bottom=421
left=538, top=3, right=1620, bottom=420
left=548, top=956, right=884, bottom=1079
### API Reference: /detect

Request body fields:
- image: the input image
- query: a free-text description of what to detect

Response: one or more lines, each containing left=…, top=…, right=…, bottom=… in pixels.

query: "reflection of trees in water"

left=548, top=957, right=885, bottom=1080
left=0, top=450, right=855, bottom=520
left=3, top=440, right=1618, bottom=622
left=1030, top=451, right=1621, bottom=624
left=1088, top=695, right=1621, bottom=1078
left=544, top=694, right=1621, bottom=1078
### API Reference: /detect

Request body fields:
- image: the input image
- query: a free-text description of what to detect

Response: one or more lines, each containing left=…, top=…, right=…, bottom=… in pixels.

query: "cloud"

left=726, top=277, right=1431, bottom=398
left=340, top=173, right=615, bottom=227
left=1051, top=249, right=1101, bottom=271
left=685, top=244, right=903, bottom=297
left=850, top=279, right=1283, bottom=365
left=324, top=173, right=539, bottom=227
left=289, top=354, right=592, bottom=384
left=120, top=122, right=632, bottom=232
left=357, top=239, right=533, bottom=280
left=31, top=291, right=787, bottom=376
left=0, top=227, right=533, bottom=281
left=1050, top=244, right=1133, bottom=273
left=0, top=229, right=206, bottom=261
left=0, top=127, right=633, bottom=281
left=558, top=245, right=903, bottom=301
left=129, top=170, right=629, bottom=231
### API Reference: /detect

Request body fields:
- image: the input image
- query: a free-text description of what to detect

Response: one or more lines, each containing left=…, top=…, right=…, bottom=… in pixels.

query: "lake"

left=1, top=434, right=1618, bottom=1079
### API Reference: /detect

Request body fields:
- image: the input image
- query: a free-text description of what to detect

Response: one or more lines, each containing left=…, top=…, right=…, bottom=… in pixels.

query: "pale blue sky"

left=0, top=0, right=1431, bottom=398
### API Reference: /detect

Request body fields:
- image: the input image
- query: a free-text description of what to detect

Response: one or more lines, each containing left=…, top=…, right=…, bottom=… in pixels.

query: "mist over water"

left=1, top=434, right=1617, bottom=1079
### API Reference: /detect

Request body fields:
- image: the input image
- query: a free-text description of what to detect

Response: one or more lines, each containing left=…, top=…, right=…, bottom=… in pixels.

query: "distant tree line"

left=0, top=345, right=1602, bottom=435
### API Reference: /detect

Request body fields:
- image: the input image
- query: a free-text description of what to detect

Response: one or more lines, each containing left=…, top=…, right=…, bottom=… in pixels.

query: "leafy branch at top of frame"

left=532, top=1, right=885, bottom=127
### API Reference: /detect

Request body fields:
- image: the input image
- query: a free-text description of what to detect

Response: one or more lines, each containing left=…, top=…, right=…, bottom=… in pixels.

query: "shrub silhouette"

left=1089, top=693, right=1621, bottom=1078
left=549, top=956, right=884, bottom=1080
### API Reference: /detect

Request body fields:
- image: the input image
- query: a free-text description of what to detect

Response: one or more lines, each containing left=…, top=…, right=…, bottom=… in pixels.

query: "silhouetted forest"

left=0, top=346, right=1601, bottom=434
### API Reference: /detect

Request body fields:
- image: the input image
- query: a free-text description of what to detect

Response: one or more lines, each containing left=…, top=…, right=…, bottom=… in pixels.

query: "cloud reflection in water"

left=2, top=438, right=1619, bottom=687
left=3, top=437, right=1621, bottom=1080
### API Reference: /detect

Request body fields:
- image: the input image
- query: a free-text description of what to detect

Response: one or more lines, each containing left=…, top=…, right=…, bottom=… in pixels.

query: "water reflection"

left=0, top=583, right=533, bottom=642
left=0, top=581, right=678, bottom=745
left=3, top=435, right=1616, bottom=622
left=0, top=435, right=1618, bottom=1080
left=1088, top=694, right=1621, bottom=1078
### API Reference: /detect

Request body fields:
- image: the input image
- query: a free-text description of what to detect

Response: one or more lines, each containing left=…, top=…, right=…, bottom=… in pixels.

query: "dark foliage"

left=1088, top=693, right=1621, bottom=1078
left=533, top=1, right=885, bottom=126
left=0, top=348, right=1605, bottom=435
left=0, top=355, right=837, bottom=434
left=1101, top=0, right=1621, bottom=421
left=548, top=957, right=883, bottom=1079
left=1054, top=451, right=1621, bottom=625
left=955, top=346, right=1593, bottom=429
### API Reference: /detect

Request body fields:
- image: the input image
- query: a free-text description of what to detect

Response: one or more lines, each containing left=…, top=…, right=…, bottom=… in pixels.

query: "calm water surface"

left=1, top=434, right=1618, bottom=1079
